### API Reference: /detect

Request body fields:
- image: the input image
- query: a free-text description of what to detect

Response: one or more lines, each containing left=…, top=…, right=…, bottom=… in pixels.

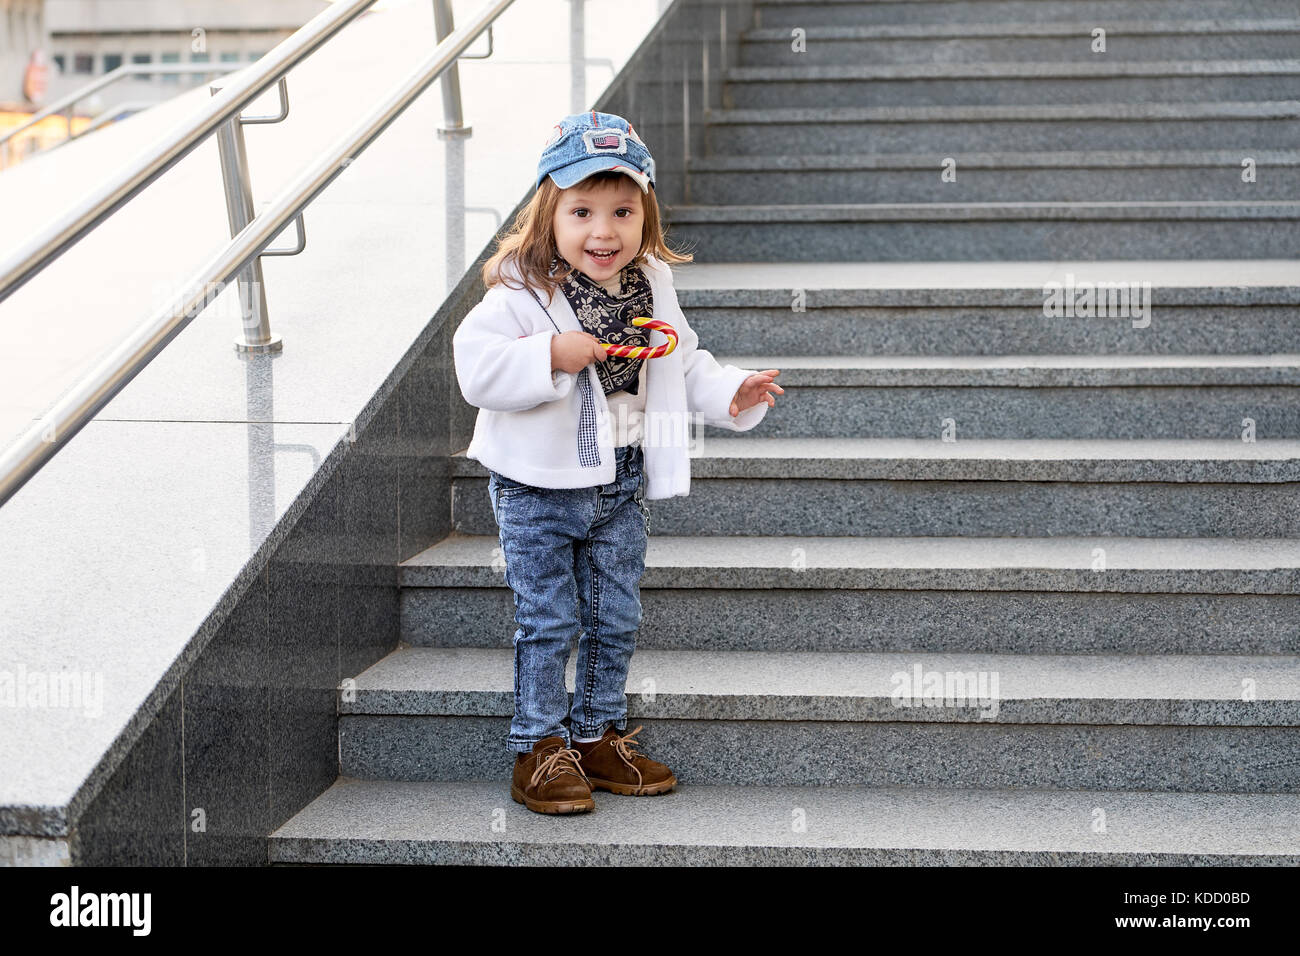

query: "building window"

left=191, top=53, right=210, bottom=63
left=103, top=53, right=123, bottom=73
left=160, top=52, right=180, bottom=84
left=52, top=54, right=66, bottom=73
left=219, top=52, right=241, bottom=63
left=131, top=52, right=152, bottom=81
left=73, top=53, right=93, bottom=74
left=249, top=51, right=266, bottom=62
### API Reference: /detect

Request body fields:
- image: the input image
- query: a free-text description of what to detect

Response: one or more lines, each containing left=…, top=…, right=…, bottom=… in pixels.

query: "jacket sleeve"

left=452, top=289, right=577, bottom=412
left=658, top=265, right=769, bottom=432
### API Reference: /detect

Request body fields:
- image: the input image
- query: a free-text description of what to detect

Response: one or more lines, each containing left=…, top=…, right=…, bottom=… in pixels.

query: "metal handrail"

left=0, top=62, right=234, bottom=162
left=0, top=0, right=379, bottom=303
left=0, top=0, right=517, bottom=509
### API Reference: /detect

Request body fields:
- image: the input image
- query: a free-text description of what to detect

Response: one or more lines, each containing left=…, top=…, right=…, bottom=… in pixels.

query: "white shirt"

left=605, top=361, right=648, bottom=448
left=451, top=254, right=768, bottom=500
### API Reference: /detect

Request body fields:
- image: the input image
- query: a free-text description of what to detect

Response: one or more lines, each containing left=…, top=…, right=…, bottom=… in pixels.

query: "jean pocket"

left=489, top=470, right=532, bottom=501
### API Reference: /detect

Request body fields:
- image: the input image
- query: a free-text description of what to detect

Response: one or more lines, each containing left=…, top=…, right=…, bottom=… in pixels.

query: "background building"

left=0, top=0, right=46, bottom=109
left=1, top=0, right=326, bottom=166
left=44, top=0, right=328, bottom=97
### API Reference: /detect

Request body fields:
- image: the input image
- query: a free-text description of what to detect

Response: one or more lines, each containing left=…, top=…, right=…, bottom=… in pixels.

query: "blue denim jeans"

left=487, top=442, right=650, bottom=754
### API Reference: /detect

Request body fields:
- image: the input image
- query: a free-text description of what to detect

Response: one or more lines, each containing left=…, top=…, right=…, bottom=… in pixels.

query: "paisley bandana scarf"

left=523, top=257, right=655, bottom=468
left=553, top=256, right=652, bottom=396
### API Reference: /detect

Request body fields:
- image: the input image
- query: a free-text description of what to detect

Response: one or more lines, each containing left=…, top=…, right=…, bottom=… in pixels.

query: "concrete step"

left=450, top=437, right=1300, bottom=538
left=672, top=266, right=1300, bottom=357
left=703, top=102, right=1300, bottom=154
left=703, top=352, right=1300, bottom=386
left=686, top=150, right=1300, bottom=204
left=399, top=533, right=1300, bottom=655
left=722, top=60, right=1300, bottom=109
left=663, top=200, right=1300, bottom=261
left=738, top=19, right=1300, bottom=65
left=336, top=646, right=1300, bottom=791
left=752, top=0, right=1300, bottom=29
left=402, top=532, right=1300, bottom=593
left=591, top=352, right=1300, bottom=439
left=269, top=778, right=1300, bottom=865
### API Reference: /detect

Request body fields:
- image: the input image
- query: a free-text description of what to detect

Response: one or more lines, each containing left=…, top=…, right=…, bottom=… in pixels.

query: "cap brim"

left=546, top=156, right=651, bottom=193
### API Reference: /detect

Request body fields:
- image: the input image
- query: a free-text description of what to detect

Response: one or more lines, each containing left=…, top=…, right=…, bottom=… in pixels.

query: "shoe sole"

left=585, top=774, right=678, bottom=796
left=511, top=784, right=595, bottom=814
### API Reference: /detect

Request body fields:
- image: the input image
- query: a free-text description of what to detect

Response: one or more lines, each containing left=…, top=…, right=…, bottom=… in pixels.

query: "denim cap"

left=536, top=111, right=657, bottom=194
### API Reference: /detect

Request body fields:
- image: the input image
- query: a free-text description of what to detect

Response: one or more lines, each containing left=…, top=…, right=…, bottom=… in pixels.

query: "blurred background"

left=1, top=1, right=331, bottom=166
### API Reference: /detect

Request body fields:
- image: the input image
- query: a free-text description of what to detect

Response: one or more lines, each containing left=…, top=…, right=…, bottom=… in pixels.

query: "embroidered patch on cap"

left=543, top=124, right=563, bottom=148
left=583, top=127, right=627, bottom=155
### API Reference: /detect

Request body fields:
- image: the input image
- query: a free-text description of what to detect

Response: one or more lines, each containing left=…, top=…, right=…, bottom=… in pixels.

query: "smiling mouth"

left=586, top=249, right=618, bottom=262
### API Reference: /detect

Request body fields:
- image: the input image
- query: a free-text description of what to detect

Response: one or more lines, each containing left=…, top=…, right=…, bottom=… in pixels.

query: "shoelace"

left=610, top=726, right=651, bottom=788
left=531, top=746, right=590, bottom=789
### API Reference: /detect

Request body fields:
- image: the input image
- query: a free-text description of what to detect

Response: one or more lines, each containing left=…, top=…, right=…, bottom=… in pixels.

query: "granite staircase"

left=270, top=0, right=1300, bottom=864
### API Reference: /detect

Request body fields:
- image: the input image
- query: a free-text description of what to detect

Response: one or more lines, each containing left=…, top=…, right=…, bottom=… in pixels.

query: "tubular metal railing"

left=0, top=0, right=516, bottom=510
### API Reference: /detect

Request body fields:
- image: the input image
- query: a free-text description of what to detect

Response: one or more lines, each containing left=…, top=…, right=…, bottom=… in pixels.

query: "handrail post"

left=432, top=0, right=472, bottom=137
left=211, top=81, right=283, bottom=353
left=569, top=0, right=585, bottom=112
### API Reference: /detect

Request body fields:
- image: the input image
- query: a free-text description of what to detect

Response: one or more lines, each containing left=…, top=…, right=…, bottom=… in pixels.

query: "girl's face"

left=552, top=177, right=645, bottom=286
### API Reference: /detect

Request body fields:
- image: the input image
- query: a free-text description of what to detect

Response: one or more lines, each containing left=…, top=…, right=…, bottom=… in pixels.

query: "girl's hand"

left=551, top=330, right=609, bottom=374
left=729, top=369, right=783, bottom=417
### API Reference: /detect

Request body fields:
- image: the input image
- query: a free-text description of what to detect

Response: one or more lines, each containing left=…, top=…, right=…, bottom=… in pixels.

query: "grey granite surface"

left=342, top=646, right=1300, bottom=725
left=683, top=384, right=1300, bottom=440
left=704, top=103, right=1299, bottom=154
left=674, top=354, right=1300, bottom=387
left=752, top=0, right=1289, bottom=25
left=677, top=299, right=1300, bottom=358
left=268, top=779, right=1300, bottom=865
left=669, top=200, right=1300, bottom=222
left=689, top=166, right=1300, bottom=204
left=454, top=474, right=1300, bottom=538
left=0, top=836, right=71, bottom=866
left=0, top=420, right=344, bottom=835
left=672, top=262, right=1300, bottom=294
left=740, top=20, right=1300, bottom=43
left=340, top=713, right=1300, bottom=792
left=455, top=436, right=1300, bottom=479
left=686, top=149, right=1300, bottom=171
left=666, top=219, right=1300, bottom=264
left=724, top=59, right=1300, bottom=82
left=402, top=532, right=1300, bottom=594
left=706, top=101, right=1300, bottom=124
left=736, top=23, right=1300, bottom=65
left=726, top=76, right=1300, bottom=112
left=402, top=586, right=1300, bottom=655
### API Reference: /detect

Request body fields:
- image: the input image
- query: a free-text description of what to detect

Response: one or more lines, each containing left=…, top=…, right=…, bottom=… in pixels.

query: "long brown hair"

left=482, top=170, right=692, bottom=296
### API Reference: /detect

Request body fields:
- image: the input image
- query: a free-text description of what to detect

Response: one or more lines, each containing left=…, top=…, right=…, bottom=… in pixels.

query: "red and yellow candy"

left=598, top=316, right=677, bottom=359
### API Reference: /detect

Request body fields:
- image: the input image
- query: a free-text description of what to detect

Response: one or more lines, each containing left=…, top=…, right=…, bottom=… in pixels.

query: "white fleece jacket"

left=452, top=254, right=768, bottom=499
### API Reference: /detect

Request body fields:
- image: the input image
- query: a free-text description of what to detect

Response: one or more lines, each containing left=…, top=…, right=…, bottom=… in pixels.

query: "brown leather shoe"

left=511, top=736, right=595, bottom=814
left=572, top=725, right=677, bottom=796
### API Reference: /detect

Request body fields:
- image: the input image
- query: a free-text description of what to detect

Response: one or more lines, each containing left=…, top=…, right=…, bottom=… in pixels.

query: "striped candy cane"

left=599, top=316, right=678, bottom=359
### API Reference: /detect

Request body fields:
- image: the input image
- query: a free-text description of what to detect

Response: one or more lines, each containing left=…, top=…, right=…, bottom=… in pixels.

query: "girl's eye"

left=615, top=208, right=633, bottom=217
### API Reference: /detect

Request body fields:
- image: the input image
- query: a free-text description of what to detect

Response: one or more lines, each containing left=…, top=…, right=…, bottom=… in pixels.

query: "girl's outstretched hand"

left=729, top=369, right=783, bottom=418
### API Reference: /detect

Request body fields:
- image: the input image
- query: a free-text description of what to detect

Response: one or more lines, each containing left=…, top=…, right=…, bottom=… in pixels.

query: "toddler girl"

left=452, top=111, right=782, bottom=814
